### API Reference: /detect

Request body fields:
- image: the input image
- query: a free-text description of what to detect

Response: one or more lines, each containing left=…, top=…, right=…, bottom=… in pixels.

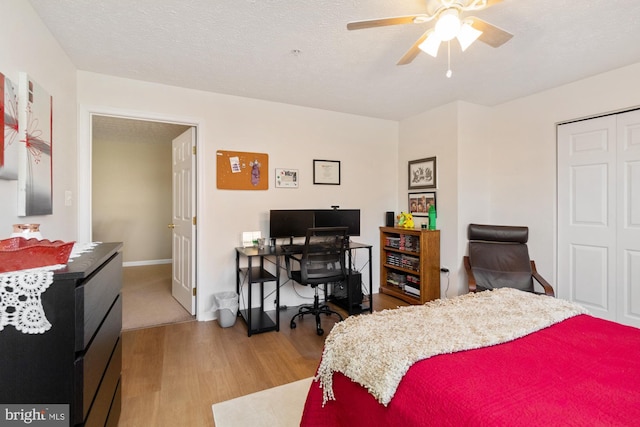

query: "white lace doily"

left=0, top=242, right=100, bottom=335
left=0, top=270, right=53, bottom=334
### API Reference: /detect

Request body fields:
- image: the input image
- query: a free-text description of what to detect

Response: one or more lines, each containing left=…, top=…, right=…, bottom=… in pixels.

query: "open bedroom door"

left=171, top=127, right=196, bottom=314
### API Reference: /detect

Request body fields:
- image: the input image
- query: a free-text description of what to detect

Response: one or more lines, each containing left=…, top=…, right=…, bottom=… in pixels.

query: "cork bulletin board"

left=216, top=150, right=269, bottom=190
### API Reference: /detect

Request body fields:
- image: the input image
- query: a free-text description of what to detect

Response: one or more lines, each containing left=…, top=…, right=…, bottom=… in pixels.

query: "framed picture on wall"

left=313, top=159, right=340, bottom=185
left=408, top=157, right=436, bottom=190
left=275, top=168, right=299, bottom=188
left=408, top=192, right=436, bottom=217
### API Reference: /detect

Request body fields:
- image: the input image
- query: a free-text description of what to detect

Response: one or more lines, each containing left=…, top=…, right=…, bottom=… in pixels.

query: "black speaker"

left=385, top=211, right=395, bottom=227
left=331, top=272, right=363, bottom=306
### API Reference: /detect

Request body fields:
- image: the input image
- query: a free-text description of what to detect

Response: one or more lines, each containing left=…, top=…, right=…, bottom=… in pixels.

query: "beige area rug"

left=212, top=377, right=313, bottom=427
left=121, top=264, right=195, bottom=330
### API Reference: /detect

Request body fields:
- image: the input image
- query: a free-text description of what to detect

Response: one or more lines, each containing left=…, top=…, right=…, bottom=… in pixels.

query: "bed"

left=300, top=288, right=640, bottom=426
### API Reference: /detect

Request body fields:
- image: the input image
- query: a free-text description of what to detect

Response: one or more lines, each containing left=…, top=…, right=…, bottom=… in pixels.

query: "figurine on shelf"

left=396, top=212, right=414, bottom=229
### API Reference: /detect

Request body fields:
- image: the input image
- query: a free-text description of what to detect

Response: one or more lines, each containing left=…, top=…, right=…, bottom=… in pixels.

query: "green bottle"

left=428, top=205, right=437, bottom=230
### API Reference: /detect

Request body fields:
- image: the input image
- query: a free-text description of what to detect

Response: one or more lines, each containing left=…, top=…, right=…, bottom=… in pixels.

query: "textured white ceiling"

left=29, top=0, right=640, bottom=121
left=92, top=116, right=190, bottom=145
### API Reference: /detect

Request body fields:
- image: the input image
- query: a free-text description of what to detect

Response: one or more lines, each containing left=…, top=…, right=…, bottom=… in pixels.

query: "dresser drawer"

left=75, top=295, right=122, bottom=425
left=85, top=337, right=122, bottom=427
left=75, top=251, right=123, bottom=351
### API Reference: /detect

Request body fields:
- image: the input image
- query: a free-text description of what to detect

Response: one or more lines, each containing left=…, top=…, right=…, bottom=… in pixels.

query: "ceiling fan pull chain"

left=446, top=41, right=452, bottom=78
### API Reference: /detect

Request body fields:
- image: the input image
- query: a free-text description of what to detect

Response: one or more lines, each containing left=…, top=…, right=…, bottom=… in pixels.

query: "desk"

left=235, top=241, right=373, bottom=336
left=235, top=246, right=280, bottom=337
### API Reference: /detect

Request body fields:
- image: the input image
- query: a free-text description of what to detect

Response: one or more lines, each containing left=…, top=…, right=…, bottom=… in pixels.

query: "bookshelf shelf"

left=379, top=226, right=440, bottom=304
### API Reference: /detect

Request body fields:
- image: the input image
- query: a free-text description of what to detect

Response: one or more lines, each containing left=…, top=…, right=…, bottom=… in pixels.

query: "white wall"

left=77, top=72, right=399, bottom=320
left=488, top=63, right=640, bottom=293
left=5, top=0, right=640, bottom=320
left=398, top=102, right=494, bottom=297
left=0, top=0, right=77, bottom=241
left=92, top=136, right=173, bottom=264
left=398, top=62, right=640, bottom=297
left=399, top=103, right=460, bottom=297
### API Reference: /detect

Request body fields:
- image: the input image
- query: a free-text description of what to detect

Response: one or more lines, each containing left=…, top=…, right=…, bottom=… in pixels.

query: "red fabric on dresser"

left=300, top=314, right=640, bottom=426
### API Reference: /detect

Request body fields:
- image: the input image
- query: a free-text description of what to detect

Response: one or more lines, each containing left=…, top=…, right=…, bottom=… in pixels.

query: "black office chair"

left=463, top=223, right=555, bottom=296
left=285, top=226, right=348, bottom=336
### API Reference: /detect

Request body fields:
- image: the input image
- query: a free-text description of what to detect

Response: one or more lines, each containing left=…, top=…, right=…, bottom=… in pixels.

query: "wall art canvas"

left=17, top=73, right=52, bottom=216
left=0, top=72, right=20, bottom=180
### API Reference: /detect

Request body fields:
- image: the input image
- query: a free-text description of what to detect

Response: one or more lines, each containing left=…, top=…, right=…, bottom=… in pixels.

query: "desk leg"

left=236, top=251, right=240, bottom=295
left=367, top=246, right=373, bottom=313
left=347, top=249, right=353, bottom=313
left=275, top=256, right=280, bottom=331
left=247, top=256, right=253, bottom=337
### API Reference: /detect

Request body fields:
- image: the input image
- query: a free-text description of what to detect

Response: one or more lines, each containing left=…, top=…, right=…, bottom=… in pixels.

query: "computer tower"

left=331, top=272, right=363, bottom=308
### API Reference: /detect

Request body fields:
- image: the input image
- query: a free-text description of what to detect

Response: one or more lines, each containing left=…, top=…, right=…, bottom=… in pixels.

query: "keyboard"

left=281, top=244, right=304, bottom=254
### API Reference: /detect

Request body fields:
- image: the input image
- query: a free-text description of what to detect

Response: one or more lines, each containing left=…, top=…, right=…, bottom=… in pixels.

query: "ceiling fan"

left=347, top=0, right=513, bottom=67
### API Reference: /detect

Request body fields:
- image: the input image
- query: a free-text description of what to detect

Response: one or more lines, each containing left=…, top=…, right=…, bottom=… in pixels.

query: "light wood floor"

left=119, top=293, right=409, bottom=427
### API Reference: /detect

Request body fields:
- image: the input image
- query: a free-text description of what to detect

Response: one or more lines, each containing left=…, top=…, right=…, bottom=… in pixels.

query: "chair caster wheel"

left=317, top=328, right=324, bottom=336
left=290, top=322, right=297, bottom=329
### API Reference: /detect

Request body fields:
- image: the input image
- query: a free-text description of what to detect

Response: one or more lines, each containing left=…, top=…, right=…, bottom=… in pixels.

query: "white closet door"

left=616, top=110, right=640, bottom=327
left=557, top=116, right=617, bottom=321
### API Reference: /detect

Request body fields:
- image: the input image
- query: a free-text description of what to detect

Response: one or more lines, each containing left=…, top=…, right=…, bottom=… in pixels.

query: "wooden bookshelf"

left=379, top=226, right=440, bottom=304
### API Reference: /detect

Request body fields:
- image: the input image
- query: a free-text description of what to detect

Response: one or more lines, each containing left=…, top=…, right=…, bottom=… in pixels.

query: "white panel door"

left=558, top=109, right=640, bottom=328
left=171, top=128, right=196, bottom=314
left=557, top=116, right=617, bottom=320
left=616, top=110, right=640, bottom=327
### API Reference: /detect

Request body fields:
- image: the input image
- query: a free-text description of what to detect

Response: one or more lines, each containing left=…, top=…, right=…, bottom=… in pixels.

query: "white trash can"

left=214, top=291, right=239, bottom=328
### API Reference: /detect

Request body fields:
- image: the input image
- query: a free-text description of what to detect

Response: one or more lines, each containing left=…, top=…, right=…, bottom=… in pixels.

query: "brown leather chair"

left=463, top=224, right=554, bottom=296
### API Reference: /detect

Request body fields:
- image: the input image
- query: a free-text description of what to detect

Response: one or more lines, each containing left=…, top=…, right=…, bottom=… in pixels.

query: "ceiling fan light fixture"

left=434, top=9, right=461, bottom=41
left=418, top=32, right=442, bottom=57
left=457, top=22, right=483, bottom=51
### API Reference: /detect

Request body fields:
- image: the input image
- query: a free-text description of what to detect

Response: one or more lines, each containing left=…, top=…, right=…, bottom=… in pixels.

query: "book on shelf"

left=404, top=282, right=420, bottom=296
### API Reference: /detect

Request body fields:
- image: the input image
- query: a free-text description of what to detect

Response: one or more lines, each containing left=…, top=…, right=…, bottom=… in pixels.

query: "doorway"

left=79, top=107, right=200, bottom=326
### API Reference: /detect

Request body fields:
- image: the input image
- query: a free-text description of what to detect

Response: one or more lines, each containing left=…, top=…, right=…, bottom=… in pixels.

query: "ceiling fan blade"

left=347, top=14, right=432, bottom=30
left=467, top=16, right=513, bottom=48
left=396, top=30, right=432, bottom=65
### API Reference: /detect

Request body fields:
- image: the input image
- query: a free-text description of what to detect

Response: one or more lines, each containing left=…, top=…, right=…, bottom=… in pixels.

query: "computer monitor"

left=269, top=210, right=315, bottom=239
left=313, top=209, right=361, bottom=237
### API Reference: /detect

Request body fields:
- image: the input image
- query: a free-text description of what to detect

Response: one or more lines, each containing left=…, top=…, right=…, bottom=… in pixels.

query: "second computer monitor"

left=313, top=209, right=360, bottom=237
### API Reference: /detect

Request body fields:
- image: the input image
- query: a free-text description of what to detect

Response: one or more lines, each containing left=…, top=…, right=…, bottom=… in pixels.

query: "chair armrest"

left=284, top=254, right=300, bottom=278
left=530, top=260, right=555, bottom=297
left=463, top=256, right=477, bottom=293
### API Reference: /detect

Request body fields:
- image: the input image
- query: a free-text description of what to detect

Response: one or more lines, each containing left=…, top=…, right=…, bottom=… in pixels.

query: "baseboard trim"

left=123, top=259, right=172, bottom=267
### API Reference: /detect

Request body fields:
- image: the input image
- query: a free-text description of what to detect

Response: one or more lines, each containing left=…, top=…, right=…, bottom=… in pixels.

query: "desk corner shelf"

left=235, top=246, right=280, bottom=337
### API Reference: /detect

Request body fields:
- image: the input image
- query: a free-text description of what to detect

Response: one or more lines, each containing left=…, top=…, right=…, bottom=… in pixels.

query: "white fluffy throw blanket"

left=316, top=288, right=587, bottom=406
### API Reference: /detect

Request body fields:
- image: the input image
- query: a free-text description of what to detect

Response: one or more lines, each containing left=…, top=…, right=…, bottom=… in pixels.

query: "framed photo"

left=275, top=168, right=299, bottom=188
left=408, top=157, right=436, bottom=190
left=408, top=192, right=436, bottom=217
left=313, top=159, right=340, bottom=185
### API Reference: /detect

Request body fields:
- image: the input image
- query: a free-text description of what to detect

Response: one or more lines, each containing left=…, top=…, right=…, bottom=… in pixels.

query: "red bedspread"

left=301, top=315, right=640, bottom=426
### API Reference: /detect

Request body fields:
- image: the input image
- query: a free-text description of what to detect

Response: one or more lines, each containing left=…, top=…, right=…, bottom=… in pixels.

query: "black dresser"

left=0, top=242, right=123, bottom=427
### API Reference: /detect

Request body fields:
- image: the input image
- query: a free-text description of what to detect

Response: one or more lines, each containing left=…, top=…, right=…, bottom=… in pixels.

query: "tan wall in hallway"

left=92, top=137, right=172, bottom=263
